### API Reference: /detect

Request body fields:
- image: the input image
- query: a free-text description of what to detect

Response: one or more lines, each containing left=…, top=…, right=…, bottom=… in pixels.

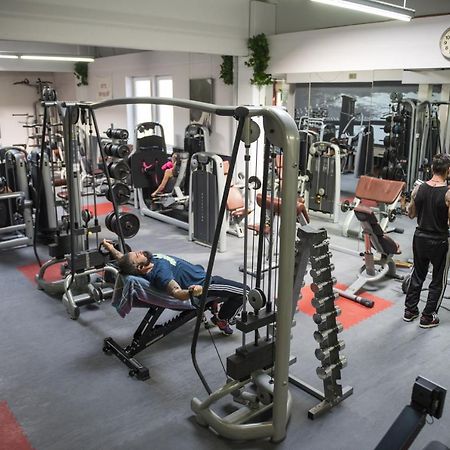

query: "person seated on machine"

left=151, top=153, right=178, bottom=198
left=102, top=240, right=245, bottom=335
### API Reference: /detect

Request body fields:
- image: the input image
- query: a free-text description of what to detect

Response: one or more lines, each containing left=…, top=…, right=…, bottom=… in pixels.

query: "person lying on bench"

left=102, top=240, right=245, bottom=335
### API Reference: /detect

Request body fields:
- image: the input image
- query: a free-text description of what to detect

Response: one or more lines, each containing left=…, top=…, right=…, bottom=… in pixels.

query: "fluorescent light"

left=311, top=0, right=415, bottom=22
left=20, top=55, right=94, bottom=62
left=0, top=54, right=19, bottom=59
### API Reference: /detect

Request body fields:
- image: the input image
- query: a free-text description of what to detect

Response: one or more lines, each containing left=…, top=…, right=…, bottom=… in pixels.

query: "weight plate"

left=116, top=212, right=140, bottom=239
left=106, top=182, right=131, bottom=205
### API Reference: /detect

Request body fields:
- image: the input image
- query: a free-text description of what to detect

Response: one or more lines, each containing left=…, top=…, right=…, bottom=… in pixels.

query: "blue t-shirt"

left=143, top=253, right=206, bottom=291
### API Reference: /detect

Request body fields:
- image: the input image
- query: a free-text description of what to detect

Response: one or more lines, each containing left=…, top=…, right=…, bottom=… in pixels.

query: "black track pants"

left=208, top=276, right=246, bottom=321
left=405, top=234, right=449, bottom=316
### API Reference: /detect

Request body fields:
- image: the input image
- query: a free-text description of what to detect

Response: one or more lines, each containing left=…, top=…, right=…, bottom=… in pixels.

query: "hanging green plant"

left=245, top=33, right=272, bottom=87
left=74, top=62, right=89, bottom=86
left=219, top=55, right=234, bottom=85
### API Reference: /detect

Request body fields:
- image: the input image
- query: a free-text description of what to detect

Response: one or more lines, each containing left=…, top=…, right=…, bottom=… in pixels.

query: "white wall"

left=80, top=51, right=235, bottom=154
left=0, top=72, right=59, bottom=146
left=269, top=15, right=450, bottom=76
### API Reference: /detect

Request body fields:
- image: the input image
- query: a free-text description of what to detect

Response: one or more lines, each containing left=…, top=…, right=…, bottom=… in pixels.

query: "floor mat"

left=0, top=401, right=33, bottom=450
left=85, top=203, right=130, bottom=216
left=18, top=261, right=63, bottom=285
left=298, top=282, right=394, bottom=329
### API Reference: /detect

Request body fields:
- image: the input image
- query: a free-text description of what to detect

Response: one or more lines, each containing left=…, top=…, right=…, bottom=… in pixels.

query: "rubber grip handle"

left=359, top=297, right=374, bottom=308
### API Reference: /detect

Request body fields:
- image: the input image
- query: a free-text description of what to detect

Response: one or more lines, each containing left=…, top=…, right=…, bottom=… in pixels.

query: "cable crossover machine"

left=84, top=97, right=352, bottom=442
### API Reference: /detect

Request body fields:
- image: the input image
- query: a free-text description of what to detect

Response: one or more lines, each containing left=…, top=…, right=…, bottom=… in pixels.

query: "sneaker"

left=403, top=309, right=419, bottom=322
left=210, top=316, right=234, bottom=336
left=419, top=313, right=440, bottom=329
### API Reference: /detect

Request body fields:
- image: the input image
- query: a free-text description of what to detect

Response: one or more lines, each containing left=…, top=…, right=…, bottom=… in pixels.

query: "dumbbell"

left=315, top=340, right=345, bottom=363
left=313, top=307, right=341, bottom=325
left=311, top=277, right=337, bottom=295
left=105, top=128, right=129, bottom=140
left=98, top=240, right=132, bottom=258
left=310, top=264, right=335, bottom=279
left=310, top=240, right=330, bottom=256
left=316, top=356, right=347, bottom=380
left=310, top=252, right=332, bottom=269
left=311, top=292, right=339, bottom=310
left=313, top=323, right=344, bottom=346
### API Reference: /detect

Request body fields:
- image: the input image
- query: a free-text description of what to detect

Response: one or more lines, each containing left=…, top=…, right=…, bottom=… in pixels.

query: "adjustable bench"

left=103, top=274, right=216, bottom=381
left=342, top=176, right=405, bottom=237
left=335, top=204, right=402, bottom=307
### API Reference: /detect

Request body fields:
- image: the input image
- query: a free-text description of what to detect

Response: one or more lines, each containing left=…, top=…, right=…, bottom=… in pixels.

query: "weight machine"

left=35, top=101, right=133, bottom=319
left=304, top=141, right=341, bottom=223
left=0, top=147, right=33, bottom=250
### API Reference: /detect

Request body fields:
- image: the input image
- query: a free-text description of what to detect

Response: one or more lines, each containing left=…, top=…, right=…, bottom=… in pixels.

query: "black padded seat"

left=354, top=205, right=400, bottom=255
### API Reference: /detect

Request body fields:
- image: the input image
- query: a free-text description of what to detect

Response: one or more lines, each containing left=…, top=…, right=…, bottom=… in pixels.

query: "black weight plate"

left=116, top=212, right=140, bottom=239
left=106, top=182, right=131, bottom=205
left=105, top=211, right=115, bottom=232
left=109, top=160, right=130, bottom=180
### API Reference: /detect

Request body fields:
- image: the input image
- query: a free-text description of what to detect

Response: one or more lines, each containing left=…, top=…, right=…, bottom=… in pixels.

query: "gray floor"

left=1, top=190, right=450, bottom=450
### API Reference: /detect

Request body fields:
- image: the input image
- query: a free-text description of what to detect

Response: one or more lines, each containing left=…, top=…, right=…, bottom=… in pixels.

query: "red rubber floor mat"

left=297, top=283, right=394, bottom=329
left=0, top=401, right=33, bottom=450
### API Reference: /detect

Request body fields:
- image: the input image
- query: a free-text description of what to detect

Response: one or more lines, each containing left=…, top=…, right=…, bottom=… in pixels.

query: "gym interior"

left=1, top=1, right=450, bottom=449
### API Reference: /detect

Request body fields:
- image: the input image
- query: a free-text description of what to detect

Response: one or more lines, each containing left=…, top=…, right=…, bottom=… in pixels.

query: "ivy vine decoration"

left=219, top=55, right=234, bottom=85
left=74, top=62, right=89, bottom=86
left=245, top=33, right=272, bottom=87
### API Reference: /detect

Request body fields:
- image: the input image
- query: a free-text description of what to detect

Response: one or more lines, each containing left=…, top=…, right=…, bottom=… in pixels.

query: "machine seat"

left=354, top=205, right=401, bottom=255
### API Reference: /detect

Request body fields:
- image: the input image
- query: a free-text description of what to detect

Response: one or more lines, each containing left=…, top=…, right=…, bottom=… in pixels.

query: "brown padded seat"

left=354, top=205, right=401, bottom=255
left=227, top=186, right=251, bottom=220
left=255, top=193, right=309, bottom=221
left=355, top=176, right=405, bottom=204
left=248, top=193, right=310, bottom=236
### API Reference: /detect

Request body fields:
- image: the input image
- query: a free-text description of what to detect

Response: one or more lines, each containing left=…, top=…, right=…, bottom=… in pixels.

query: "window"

left=133, top=78, right=152, bottom=126
left=131, top=76, right=174, bottom=146
left=156, top=76, right=174, bottom=146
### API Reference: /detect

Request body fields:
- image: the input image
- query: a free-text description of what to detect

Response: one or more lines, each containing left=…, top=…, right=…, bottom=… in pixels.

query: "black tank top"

left=415, top=183, right=448, bottom=239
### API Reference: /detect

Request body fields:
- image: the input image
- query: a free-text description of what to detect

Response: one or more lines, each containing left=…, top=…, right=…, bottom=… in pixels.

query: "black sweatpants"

left=405, top=234, right=449, bottom=316
left=207, top=275, right=246, bottom=321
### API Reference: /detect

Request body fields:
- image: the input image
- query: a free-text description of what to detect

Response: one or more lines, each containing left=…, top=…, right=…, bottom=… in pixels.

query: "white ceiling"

left=273, top=0, right=450, bottom=33
left=0, top=0, right=449, bottom=68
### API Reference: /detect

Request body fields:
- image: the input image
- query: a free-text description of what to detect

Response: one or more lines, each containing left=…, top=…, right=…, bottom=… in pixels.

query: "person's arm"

left=407, top=186, right=419, bottom=219
left=166, top=279, right=203, bottom=301
left=446, top=189, right=450, bottom=226
left=101, top=239, right=124, bottom=260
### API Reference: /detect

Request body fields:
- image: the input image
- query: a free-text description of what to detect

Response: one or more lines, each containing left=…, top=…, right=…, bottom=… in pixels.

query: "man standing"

left=404, top=153, right=450, bottom=328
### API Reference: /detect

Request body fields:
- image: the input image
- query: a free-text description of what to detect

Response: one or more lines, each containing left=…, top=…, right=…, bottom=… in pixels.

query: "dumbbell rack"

left=289, top=225, right=353, bottom=419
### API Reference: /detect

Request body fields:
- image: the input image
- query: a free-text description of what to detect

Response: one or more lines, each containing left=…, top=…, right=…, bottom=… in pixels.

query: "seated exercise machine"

left=0, top=147, right=33, bottom=250
left=188, top=151, right=227, bottom=252
left=151, top=150, right=190, bottom=210
left=131, top=121, right=168, bottom=210
left=304, top=141, right=341, bottom=223
left=335, top=204, right=403, bottom=308
left=341, top=175, right=405, bottom=237
left=103, top=274, right=218, bottom=381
